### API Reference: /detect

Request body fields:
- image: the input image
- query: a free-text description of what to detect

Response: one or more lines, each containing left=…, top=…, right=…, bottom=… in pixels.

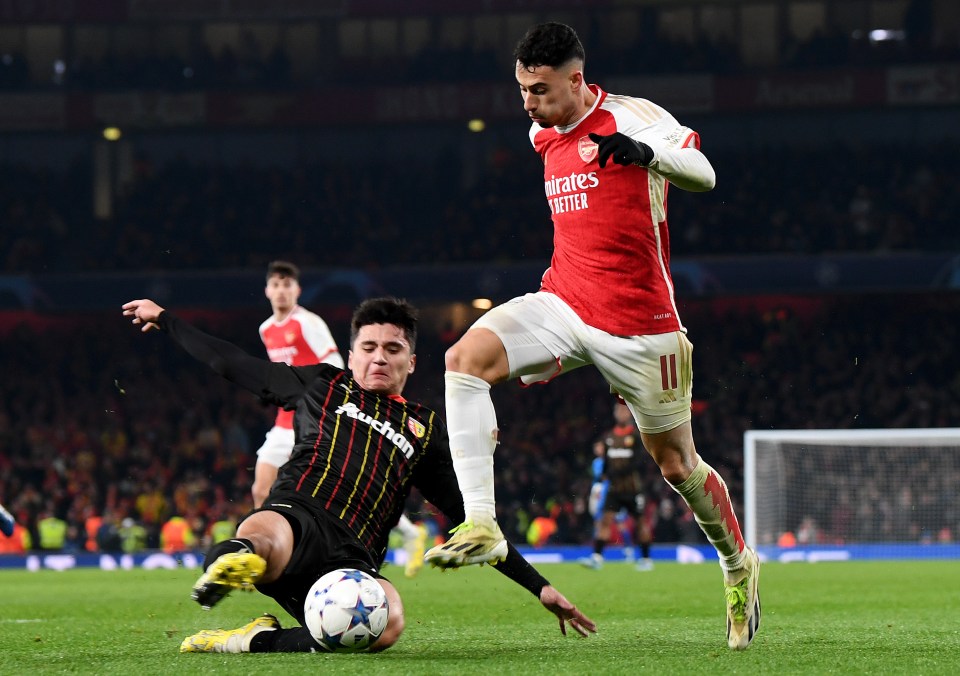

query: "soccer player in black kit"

left=122, top=296, right=595, bottom=654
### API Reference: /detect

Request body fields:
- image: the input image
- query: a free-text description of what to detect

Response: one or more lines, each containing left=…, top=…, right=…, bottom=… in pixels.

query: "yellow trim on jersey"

left=356, top=402, right=405, bottom=539
left=310, top=385, right=353, bottom=498
left=356, top=408, right=438, bottom=541
left=356, top=443, right=399, bottom=540
left=337, top=396, right=380, bottom=520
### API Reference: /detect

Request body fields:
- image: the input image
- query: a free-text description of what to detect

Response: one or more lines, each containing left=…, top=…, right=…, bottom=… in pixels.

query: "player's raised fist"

left=588, top=132, right=654, bottom=168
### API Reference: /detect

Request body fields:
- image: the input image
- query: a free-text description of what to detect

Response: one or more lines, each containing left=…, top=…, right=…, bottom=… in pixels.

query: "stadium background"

left=0, top=0, right=958, bottom=566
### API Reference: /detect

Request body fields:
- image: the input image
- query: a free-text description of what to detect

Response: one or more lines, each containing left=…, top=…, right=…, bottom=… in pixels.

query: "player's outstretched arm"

left=122, top=298, right=303, bottom=405
left=539, top=585, right=597, bottom=637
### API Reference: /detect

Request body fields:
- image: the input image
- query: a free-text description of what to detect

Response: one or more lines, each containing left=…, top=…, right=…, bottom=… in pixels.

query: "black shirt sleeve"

left=157, top=310, right=317, bottom=409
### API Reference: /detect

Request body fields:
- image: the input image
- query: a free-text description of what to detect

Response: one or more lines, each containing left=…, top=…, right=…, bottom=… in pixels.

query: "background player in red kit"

left=256, top=261, right=428, bottom=578
left=425, top=22, right=761, bottom=650
left=254, top=261, right=343, bottom=508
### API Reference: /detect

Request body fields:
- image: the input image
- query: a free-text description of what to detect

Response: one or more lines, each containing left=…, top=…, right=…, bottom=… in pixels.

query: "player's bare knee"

left=445, top=341, right=488, bottom=375
left=659, top=455, right=696, bottom=484
left=444, top=342, right=466, bottom=372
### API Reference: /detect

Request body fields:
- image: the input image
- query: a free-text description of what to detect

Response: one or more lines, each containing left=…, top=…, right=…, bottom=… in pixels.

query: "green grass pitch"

left=1, top=560, right=957, bottom=675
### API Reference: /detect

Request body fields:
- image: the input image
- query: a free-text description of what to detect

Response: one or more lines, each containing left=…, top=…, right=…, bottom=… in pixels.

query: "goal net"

left=744, top=429, right=960, bottom=554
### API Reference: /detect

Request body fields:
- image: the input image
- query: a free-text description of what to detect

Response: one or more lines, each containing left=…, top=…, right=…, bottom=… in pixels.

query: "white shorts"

left=472, top=292, right=693, bottom=434
left=255, top=425, right=295, bottom=468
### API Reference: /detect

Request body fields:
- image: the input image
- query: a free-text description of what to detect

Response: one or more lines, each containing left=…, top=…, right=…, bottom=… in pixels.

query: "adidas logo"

left=658, top=390, right=677, bottom=404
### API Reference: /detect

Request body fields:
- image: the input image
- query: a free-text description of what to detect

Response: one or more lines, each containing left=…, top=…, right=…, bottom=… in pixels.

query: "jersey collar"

left=555, top=84, right=605, bottom=135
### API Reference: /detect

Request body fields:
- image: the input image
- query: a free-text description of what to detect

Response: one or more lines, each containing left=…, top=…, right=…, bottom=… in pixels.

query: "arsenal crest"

left=407, top=418, right=426, bottom=439
left=578, top=136, right=598, bottom=163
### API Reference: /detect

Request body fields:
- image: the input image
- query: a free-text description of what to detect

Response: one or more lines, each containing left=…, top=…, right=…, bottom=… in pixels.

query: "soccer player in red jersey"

left=253, top=261, right=343, bottom=508
left=424, top=22, right=760, bottom=650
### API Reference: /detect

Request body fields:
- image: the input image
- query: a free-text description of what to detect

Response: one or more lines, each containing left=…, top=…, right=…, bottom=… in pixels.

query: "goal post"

left=743, top=428, right=960, bottom=553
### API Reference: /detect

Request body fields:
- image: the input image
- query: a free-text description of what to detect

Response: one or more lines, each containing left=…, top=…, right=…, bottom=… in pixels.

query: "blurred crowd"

left=0, top=14, right=957, bottom=93
left=3, top=140, right=958, bottom=276
left=1, top=292, right=958, bottom=555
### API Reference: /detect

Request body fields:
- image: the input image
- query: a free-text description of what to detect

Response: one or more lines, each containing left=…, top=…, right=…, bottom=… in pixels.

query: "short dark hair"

left=350, top=297, right=418, bottom=352
left=266, top=260, right=300, bottom=282
left=514, top=22, right=585, bottom=71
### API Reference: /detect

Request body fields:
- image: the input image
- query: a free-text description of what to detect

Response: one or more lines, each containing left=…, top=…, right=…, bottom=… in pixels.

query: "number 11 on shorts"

left=659, top=354, right=677, bottom=390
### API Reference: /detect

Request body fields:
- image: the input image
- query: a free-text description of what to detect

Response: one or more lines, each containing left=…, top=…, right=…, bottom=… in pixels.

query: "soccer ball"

left=303, top=568, right=389, bottom=652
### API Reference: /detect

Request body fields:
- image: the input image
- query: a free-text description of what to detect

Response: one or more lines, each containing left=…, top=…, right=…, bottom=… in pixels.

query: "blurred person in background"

left=96, top=511, right=123, bottom=552
left=1, top=501, right=17, bottom=537
left=580, top=401, right=654, bottom=571
left=37, top=504, right=67, bottom=551
left=160, top=514, right=197, bottom=554
left=120, top=517, right=148, bottom=553
left=206, top=511, right=237, bottom=547
left=253, top=260, right=343, bottom=508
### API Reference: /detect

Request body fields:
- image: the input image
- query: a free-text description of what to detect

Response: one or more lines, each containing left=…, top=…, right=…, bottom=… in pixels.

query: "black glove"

left=588, top=132, right=654, bottom=168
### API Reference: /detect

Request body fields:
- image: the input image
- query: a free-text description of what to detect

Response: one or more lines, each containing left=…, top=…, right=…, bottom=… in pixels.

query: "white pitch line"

left=0, top=618, right=45, bottom=623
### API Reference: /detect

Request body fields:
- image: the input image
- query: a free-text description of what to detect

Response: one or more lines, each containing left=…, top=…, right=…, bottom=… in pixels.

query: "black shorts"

left=603, top=491, right=645, bottom=516
left=245, top=490, right=387, bottom=624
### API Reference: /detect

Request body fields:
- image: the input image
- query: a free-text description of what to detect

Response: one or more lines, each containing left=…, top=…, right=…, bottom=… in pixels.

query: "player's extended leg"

left=598, top=331, right=758, bottom=648
left=191, top=511, right=293, bottom=609
left=180, top=614, right=281, bottom=653
left=643, top=422, right=760, bottom=650
left=424, top=328, right=510, bottom=568
left=182, top=579, right=405, bottom=653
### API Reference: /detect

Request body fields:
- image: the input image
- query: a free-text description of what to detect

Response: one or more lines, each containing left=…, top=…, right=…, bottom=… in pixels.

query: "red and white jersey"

left=529, top=84, right=702, bottom=336
left=259, top=305, right=344, bottom=429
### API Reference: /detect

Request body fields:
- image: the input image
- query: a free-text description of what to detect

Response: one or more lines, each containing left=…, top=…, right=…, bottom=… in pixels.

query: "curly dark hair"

left=350, top=297, right=418, bottom=351
left=513, top=22, right=585, bottom=71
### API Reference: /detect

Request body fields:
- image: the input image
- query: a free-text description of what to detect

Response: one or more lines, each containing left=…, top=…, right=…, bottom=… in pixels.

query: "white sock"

left=671, top=456, right=747, bottom=577
left=445, top=371, right=498, bottom=522
left=394, top=513, right=420, bottom=540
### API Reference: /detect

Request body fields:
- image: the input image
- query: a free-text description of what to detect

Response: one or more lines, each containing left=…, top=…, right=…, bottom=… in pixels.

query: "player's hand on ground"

left=588, top=132, right=654, bottom=168
left=539, top=585, right=597, bottom=637
left=122, top=299, right=165, bottom=332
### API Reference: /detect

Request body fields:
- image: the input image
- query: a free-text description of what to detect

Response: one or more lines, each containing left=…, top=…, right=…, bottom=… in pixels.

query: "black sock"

left=593, top=539, right=606, bottom=556
left=640, top=542, right=651, bottom=559
left=202, top=538, right=255, bottom=571
left=250, top=627, right=323, bottom=653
